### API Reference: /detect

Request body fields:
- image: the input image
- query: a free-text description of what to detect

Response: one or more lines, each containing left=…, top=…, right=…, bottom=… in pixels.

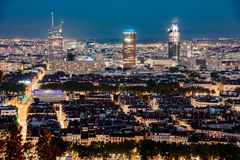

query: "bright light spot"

left=124, top=38, right=133, bottom=43
left=16, top=118, right=20, bottom=124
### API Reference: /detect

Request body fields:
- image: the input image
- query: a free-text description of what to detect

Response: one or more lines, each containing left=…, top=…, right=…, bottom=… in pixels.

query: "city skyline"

left=0, top=0, right=240, bottom=41
left=1, top=1, right=240, bottom=158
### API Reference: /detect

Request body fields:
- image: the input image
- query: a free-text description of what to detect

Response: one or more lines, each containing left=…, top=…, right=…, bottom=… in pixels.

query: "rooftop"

left=124, top=28, right=135, bottom=33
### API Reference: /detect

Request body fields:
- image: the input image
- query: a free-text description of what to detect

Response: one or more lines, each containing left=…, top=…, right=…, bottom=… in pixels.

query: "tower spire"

left=173, top=18, right=178, bottom=24
left=51, top=12, right=54, bottom=28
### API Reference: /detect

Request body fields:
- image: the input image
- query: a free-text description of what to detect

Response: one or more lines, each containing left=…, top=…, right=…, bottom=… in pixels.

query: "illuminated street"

left=16, top=70, right=46, bottom=140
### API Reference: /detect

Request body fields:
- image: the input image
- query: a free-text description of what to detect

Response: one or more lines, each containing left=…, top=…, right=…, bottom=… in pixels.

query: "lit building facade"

left=0, top=106, right=18, bottom=116
left=0, top=62, right=22, bottom=73
left=168, top=19, right=180, bottom=60
left=191, top=96, right=224, bottom=108
left=32, top=90, right=67, bottom=103
left=46, top=61, right=105, bottom=74
left=123, top=29, right=136, bottom=68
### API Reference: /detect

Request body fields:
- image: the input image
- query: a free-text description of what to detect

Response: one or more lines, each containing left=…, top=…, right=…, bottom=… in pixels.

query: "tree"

left=210, top=72, right=219, bottom=80
left=169, top=67, right=179, bottom=73
left=51, top=137, right=70, bottom=157
left=235, top=87, right=240, bottom=93
left=36, top=129, right=56, bottom=160
left=137, top=140, right=159, bottom=160
left=23, top=142, right=35, bottom=160
left=211, top=89, right=216, bottom=95
left=0, top=83, right=26, bottom=94
left=189, top=72, right=199, bottom=81
left=0, top=139, right=6, bottom=159
left=0, top=70, right=3, bottom=83
left=5, top=122, right=25, bottom=160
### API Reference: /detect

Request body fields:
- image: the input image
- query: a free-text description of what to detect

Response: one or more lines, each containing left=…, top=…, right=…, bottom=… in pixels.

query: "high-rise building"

left=168, top=19, right=180, bottom=60
left=48, top=12, right=64, bottom=69
left=123, top=29, right=136, bottom=68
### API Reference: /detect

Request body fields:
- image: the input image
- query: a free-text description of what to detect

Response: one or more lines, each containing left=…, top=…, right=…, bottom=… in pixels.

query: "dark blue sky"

left=0, top=0, right=240, bottom=40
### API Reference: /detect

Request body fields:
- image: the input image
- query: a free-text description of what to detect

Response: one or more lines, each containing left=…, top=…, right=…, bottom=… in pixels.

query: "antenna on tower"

left=173, top=18, right=178, bottom=24
left=51, top=12, right=54, bottom=28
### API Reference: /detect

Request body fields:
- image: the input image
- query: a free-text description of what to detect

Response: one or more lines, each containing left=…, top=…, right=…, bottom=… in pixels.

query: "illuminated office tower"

left=123, top=29, right=136, bottom=68
left=48, top=12, right=64, bottom=63
left=168, top=19, right=180, bottom=60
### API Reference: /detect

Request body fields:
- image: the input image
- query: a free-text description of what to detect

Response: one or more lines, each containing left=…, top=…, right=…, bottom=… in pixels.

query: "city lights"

left=0, top=1, right=240, bottom=159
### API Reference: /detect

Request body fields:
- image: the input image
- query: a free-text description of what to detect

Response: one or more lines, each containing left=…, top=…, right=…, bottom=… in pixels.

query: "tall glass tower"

left=168, top=19, right=180, bottom=61
left=48, top=23, right=64, bottom=61
left=48, top=13, right=64, bottom=70
left=123, top=28, right=136, bottom=69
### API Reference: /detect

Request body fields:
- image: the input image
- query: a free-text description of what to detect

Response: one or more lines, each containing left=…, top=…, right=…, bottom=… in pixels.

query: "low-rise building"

left=191, top=96, right=224, bottom=108
left=32, top=90, right=67, bottom=102
left=0, top=106, right=18, bottom=116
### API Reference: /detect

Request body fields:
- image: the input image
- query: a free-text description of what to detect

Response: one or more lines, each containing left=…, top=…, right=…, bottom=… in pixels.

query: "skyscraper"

left=48, top=12, right=64, bottom=70
left=168, top=19, right=180, bottom=60
left=123, top=29, right=136, bottom=69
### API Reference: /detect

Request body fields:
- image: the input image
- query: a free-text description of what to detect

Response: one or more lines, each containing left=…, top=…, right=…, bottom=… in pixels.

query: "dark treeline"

left=41, top=81, right=210, bottom=95
left=1, top=124, right=240, bottom=160
left=0, top=82, right=25, bottom=94
left=49, top=138, right=240, bottom=160
left=0, top=119, right=32, bottom=160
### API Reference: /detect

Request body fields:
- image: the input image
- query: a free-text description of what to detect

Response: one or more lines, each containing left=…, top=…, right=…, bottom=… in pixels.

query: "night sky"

left=0, top=0, right=240, bottom=41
